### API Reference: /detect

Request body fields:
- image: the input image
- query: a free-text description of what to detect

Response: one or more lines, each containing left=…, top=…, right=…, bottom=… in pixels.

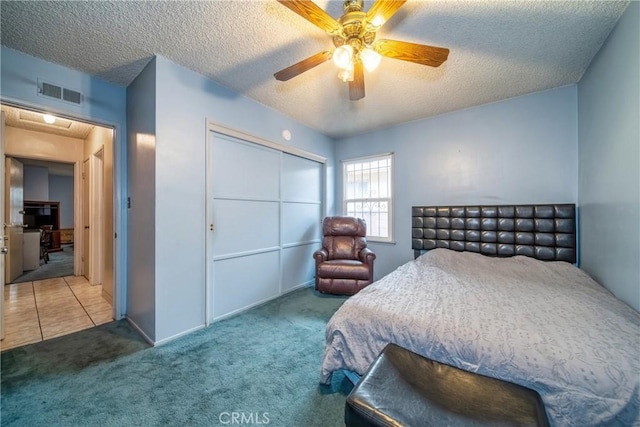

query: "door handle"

left=1, top=247, right=8, bottom=255
left=84, top=226, right=90, bottom=229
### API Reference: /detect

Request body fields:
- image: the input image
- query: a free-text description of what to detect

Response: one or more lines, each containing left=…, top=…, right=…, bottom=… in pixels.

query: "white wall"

left=578, top=2, right=639, bottom=312
left=4, top=126, right=84, bottom=163
left=337, top=85, right=579, bottom=279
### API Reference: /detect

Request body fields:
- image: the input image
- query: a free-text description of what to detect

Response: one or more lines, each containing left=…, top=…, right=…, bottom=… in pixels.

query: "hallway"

left=1, top=276, right=113, bottom=351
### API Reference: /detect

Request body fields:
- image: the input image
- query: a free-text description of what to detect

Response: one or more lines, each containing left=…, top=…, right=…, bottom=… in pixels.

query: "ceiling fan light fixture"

left=360, top=47, right=381, bottom=72
left=333, top=45, right=354, bottom=70
left=338, top=65, right=355, bottom=82
left=370, top=15, right=385, bottom=29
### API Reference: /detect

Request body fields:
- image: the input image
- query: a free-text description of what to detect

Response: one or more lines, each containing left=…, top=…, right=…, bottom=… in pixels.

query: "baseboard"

left=127, top=283, right=314, bottom=345
left=211, top=282, right=314, bottom=323
left=125, top=317, right=155, bottom=346
left=154, top=324, right=206, bottom=346
left=282, top=280, right=314, bottom=294
left=126, top=317, right=207, bottom=347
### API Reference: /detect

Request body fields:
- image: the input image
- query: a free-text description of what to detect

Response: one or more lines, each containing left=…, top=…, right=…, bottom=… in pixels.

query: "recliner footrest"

left=345, top=343, right=549, bottom=427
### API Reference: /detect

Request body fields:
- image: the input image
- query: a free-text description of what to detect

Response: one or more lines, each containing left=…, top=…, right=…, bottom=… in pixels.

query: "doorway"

left=1, top=103, right=116, bottom=351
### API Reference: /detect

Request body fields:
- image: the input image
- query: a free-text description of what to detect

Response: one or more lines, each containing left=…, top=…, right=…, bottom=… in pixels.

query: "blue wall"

left=24, top=165, right=49, bottom=201
left=48, top=175, right=74, bottom=229
left=578, top=2, right=639, bottom=311
left=1, top=46, right=128, bottom=317
left=148, top=56, right=336, bottom=342
left=125, top=58, right=157, bottom=340
left=336, top=86, right=579, bottom=279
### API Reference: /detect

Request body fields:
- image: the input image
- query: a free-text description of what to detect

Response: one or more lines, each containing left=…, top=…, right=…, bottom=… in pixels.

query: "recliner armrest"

left=359, top=248, right=376, bottom=265
left=314, top=248, right=329, bottom=263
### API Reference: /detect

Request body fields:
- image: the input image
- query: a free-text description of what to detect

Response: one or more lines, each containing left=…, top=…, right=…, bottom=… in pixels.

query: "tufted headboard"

left=412, top=204, right=576, bottom=263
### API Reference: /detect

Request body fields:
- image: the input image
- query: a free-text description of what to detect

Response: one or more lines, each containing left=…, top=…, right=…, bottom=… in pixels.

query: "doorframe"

left=86, top=149, right=104, bottom=285
left=0, top=99, right=125, bottom=320
left=1, top=111, right=5, bottom=340
left=204, top=120, right=326, bottom=325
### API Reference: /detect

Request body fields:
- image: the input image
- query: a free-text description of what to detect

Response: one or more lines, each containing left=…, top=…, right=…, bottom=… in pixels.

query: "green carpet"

left=1, top=287, right=352, bottom=426
left=12, top=245, right=74, bottom=283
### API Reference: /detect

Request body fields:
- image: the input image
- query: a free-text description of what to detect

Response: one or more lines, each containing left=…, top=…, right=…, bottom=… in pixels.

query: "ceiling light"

left=370, top=16, right=385, bottom=29
left=360, top=48, right=382, bottom=72
left=43, top=114, right=56, bottom=124
left=338, top=65, right=355, bottom=83
left=333, top=45, right=354, bottom=70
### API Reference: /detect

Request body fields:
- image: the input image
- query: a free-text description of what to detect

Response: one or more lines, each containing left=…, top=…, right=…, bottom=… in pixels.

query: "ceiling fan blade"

left=274, top=51, right=333, bottom=81
left=374, top=39, right=450, bottom=67
left=277, top=0, right=342, bottom=35
left=349, top=62, right=365, bottom=101
left=366, top=0, right=407, bottom=29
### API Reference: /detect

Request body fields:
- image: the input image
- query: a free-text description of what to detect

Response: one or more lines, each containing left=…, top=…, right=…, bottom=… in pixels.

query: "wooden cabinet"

left=50, top=230, right=62, bottom=252
left=60, top=229, right=74, bottom=244
left=23, top=200, right=60, bottom=231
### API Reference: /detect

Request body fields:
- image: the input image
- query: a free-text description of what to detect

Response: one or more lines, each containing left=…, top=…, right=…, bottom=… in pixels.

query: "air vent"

left=63, top=88, right=81, bottom=104
left=38, top=79, right=83, bottom=105
left=41, top=82, right=62, bottom=99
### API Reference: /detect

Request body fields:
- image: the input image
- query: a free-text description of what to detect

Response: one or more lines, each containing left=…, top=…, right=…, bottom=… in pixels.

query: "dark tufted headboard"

left=412, top=204, right=576, bottom=263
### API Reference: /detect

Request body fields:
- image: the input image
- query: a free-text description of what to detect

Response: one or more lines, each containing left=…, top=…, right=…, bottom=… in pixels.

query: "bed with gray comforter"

left=321, top=249, right=640, bottom=426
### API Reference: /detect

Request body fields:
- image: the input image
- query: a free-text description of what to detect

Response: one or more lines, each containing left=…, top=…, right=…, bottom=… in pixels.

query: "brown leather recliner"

left=314, top=216, right=376, bottom=295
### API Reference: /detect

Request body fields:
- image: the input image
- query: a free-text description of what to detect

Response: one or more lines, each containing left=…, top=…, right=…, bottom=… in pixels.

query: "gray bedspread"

left=321, top=249, right=640, bottom=426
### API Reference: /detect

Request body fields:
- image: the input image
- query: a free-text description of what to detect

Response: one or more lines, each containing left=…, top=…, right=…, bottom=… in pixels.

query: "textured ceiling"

left=0, top=1, right=629, bottom=138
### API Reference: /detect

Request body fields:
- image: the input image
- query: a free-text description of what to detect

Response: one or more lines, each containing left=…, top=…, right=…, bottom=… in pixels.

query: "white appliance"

left=23, top=231, right=40, bottom=271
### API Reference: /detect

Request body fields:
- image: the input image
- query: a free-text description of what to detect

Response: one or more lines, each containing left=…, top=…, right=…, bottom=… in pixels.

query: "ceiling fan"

left=274, top=0, right=450, bottom=101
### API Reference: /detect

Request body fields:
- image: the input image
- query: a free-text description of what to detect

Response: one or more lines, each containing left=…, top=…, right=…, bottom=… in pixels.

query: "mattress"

left=321, top=249, right=640, bottom=426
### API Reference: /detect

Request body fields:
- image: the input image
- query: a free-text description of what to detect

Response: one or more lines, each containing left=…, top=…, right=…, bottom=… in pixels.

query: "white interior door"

left=1, top=111, right=6, bottom=339
left=4, top=157, right=24, bottom=284
left=90, top=151, right=104, bottom=285
left=82, top=158, right=90, bottom=280
left=207, top=131, right=323, bottom=321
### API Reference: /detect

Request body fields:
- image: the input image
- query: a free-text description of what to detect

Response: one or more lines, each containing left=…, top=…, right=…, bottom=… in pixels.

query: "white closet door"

left=210, top=133, right=281, bottom=319
left=281, top=153, right=322, bottom=292
left=208, top=132, right=323, bottom=321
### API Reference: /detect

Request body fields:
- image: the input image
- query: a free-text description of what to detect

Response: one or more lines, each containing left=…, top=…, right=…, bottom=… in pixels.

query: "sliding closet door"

left=210, top=134, right=281, bottom=319
left=281, top=153, right=322, bottom=292
left=208, top=131, right=323, bottom=321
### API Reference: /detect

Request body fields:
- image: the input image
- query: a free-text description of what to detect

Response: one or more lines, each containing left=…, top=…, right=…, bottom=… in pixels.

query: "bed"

left=320, top=204, right=640, bottom=426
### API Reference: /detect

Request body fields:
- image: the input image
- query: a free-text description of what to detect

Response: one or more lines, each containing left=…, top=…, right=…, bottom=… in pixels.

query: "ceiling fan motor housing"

left=333, top=0, right=375, bottom=52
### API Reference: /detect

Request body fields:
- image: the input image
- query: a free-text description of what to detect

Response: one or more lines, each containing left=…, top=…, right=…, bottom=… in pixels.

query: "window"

left=342, top=153, right=393, bottom=242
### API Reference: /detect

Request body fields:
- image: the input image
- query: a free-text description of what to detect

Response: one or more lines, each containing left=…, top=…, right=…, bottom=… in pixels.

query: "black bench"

left=345, top=343, right=550, bottom=427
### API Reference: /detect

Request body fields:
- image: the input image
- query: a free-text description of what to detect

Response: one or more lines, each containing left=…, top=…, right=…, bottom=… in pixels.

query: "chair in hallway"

left=40, top=226, right=52, bottom=264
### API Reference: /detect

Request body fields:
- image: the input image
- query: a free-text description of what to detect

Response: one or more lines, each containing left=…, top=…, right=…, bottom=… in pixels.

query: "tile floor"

left=1, top=276, right=113, bottom=351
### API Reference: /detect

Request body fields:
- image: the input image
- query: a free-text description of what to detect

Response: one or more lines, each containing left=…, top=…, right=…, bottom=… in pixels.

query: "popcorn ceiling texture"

left=0, top=1, right=629, bottom=138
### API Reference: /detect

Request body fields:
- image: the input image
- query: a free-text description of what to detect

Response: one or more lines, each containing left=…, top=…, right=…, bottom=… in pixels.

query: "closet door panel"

left=212, top=199, right=279, bottom=256
left=282, top=202, right=321, bottom=245
left=282, top=244, right=316, bottom=292
left=211, top=134, right=280, bottom=200
left=213, top=251, right=280, bottom=317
